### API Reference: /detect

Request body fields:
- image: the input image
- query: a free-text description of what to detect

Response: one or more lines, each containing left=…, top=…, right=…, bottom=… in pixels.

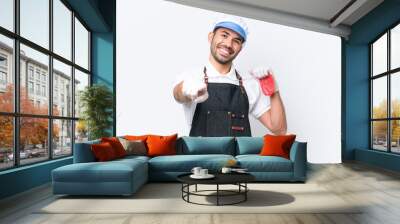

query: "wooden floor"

left=1, top=162, right=400, bottom=224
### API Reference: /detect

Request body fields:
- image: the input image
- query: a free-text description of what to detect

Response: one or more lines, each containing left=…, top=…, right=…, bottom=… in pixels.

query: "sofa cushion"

left=91, top=142, right=118, bottom=161
left=260, top=134, right=296, bottom=159
left=118, top=138, right=147, bottom=156
left=125, top=135, right=149, bottom=141
left=236, top=155, right=293, bottom=172
left=235, top=137, right=263, bottom=155
left=147, top=134, right=178, bottom=157
left=52, top=159, right=147, bottom=183
left=115, top=155, right=150, bottom=163
left=148, top=154, right=235, bottom=172
left=74, top=139, right=100, bottom=163
left=178, top=137, right=235, bottom=155
left=101, top=137, right=127, bottom=158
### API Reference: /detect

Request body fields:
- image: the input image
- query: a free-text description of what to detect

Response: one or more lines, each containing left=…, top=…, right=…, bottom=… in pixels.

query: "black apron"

left=189, top=67, right=251, bottom=137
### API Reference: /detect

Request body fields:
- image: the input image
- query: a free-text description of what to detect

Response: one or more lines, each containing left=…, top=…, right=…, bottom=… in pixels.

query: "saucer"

left=232, top=170, right=249, bottom=174
left=190, top=174, right=215, bottom=179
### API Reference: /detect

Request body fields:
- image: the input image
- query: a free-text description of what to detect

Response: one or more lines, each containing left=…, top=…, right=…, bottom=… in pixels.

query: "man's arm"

left=258, top=91, right=287, bottom=135
left=173, top=80, right=208, bottom=104
left=173, top=81, right=191, bottom=103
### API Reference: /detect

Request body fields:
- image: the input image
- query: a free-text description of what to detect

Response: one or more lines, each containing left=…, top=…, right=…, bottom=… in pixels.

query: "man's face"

left=209, top=27, right=244, bottom=65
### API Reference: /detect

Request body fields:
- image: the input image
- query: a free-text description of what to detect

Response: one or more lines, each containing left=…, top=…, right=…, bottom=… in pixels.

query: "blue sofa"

left=52, top=137, right=307, bottom=195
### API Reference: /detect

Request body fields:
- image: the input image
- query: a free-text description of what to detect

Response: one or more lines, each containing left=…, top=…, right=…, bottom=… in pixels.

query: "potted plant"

left=79, top=84, right=113, bottom=140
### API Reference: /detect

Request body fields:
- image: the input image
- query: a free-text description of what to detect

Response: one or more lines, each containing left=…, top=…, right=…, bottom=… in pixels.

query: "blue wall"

left=343, top=0, right=400, bottom=170
left=91, top=0, right=116, bottom=135
left=0, top=0, right=116, bottom=200
left=92, top=33, right=114, bottom=88
left=91, top=32, right=115, bottom=135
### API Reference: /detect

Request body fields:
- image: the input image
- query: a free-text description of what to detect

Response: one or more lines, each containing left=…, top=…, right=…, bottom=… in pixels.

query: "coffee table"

left=177, top=172, right=255, bottom=206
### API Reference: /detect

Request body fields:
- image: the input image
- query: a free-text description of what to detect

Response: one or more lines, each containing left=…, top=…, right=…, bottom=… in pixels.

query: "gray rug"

left=37, top=183, right=362, bottom=214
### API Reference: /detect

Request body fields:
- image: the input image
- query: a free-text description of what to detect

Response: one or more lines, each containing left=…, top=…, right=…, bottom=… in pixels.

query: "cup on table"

left=191, top=167, right=202, bottom=176
left=221, top=167, right=232, bottom=174
left=199, top=168, right=208, bottom=176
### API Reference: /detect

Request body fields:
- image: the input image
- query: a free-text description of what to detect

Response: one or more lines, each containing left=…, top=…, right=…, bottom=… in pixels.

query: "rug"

left=37, top=183, right=362, bottom=214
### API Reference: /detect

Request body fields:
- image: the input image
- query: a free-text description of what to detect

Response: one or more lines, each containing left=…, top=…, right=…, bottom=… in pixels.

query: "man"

left=173, top=16, right=287, bottom=137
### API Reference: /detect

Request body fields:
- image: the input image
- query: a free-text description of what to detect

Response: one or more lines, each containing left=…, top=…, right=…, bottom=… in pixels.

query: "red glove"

left=250, top=67, right=279, bottom=96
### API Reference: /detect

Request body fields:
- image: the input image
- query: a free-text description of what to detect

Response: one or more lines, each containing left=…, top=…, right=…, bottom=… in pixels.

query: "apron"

left=189, top=67, right=251, bottom=137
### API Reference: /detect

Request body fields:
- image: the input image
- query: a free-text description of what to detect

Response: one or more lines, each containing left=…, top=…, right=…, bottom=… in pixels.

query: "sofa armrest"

left=289, top=141, right=307, bottom=181
left=73, top=140, right=100, bottom=163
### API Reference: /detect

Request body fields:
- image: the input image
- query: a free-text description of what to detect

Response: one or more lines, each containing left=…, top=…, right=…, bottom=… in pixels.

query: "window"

left=28, top=81, right=34, bottom=94
left=0, top=55, right=7, bottom=67
left=0, top=70, right=7, bottom=93
left=35, top=70, right=40, bottom=81
left=20, top=117, right=49, bottom=165
left=74, top=69, right=89, bottom=143
left=0, top=0, right=91, bottom=170
left=0, top=71, right=6, bottom=85
left=41, top=73, right=46, bottom=82
left=36, top=83, right=40, bottom=95
left=0, top=0, right=13, bottom=32
left=74, top=69, right=89, bottom=118
left=0, top=54, right=8, bottom=90
left=0, top=54, right=7, bottom=89
left=53, top=59, right=71, bottom=117
left=20, top=0, right=49, bottom=49
left=371, top=23, right=400, bottom=153
left=53, top=0, right=72, bottom=60
left=53, top=119, right=72, bottom=158
left=29, top=67, right=34, bottom=80
left=391, top=24, right=400, bottom=70
left=0, top=116, right=13, bottom=170
left=0, top=34, right=13, bottom=113
left=42, top=85, right=46, bottom=97
left=75, top=18, right=89, bottom=70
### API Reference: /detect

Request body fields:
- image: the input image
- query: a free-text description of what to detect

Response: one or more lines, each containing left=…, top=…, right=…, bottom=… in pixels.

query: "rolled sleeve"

left=246, top=77, right=271, bottom=118
left=252, top=93, right=271, bottom=118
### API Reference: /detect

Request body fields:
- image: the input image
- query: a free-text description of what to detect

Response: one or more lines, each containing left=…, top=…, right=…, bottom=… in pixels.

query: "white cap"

left=212, top=15, right=249, bottom=42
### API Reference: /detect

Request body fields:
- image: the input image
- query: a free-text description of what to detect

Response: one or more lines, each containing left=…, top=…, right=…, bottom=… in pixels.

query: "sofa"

left=52, top=136, right=307, bottom=196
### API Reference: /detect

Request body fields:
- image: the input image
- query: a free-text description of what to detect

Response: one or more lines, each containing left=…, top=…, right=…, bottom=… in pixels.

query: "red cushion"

left=259, top=134, right=296, bottom=159
left=91, top=142, right=117, bottom=161
left=146, top=134, right=178, bottom=157
left=101, top=137, right=127, bottom=158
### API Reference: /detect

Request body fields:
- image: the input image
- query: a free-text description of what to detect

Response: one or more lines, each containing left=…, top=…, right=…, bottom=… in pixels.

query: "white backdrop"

left=116, top=0, right=342, bottom=163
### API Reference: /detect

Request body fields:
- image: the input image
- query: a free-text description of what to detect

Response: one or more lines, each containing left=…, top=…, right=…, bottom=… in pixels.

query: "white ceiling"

left=165, top=0, right=384, bottom=38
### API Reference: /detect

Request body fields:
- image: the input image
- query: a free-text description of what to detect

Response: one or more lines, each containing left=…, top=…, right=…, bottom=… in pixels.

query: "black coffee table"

left=177, top=172, right=255, bottom=206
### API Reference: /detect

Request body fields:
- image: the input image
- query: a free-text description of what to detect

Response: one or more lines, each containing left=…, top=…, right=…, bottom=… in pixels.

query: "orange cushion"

left=101, top=137, right=127, bottom=158
left=91, top=142, right=117, bottom=161
left=124, top=135, right=150, bottom=141
left=259, top=134, right=296, bottom=159
left=146, top=134, right=178, bottom=157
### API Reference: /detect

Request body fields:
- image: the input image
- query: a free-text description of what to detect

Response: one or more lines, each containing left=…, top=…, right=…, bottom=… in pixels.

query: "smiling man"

left=173, top=16, right=287, bottom=137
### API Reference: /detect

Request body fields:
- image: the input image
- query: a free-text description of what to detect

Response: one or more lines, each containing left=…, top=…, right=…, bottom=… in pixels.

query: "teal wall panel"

left=343, top=44, right=370, bottom=160
left=92, top=32, right=114, bottom=88
left=355, top=148, right=400, bottom=172
left=0, top=158, right=72, bottom=199
left=91, top=32, right=115, bottom=135
left=343, top=0, right=400, bottom=172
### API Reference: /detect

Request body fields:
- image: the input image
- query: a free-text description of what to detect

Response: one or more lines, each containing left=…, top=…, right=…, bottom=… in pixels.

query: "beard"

left=210, top=41, right=239, bottom=65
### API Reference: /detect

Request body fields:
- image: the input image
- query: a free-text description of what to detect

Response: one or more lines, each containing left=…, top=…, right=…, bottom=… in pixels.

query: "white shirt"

left=175, top=61, right=271, bottom=127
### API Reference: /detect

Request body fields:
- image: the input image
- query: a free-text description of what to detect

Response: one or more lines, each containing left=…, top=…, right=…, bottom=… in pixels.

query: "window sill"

left=0, top=156, right=72, bottom=175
